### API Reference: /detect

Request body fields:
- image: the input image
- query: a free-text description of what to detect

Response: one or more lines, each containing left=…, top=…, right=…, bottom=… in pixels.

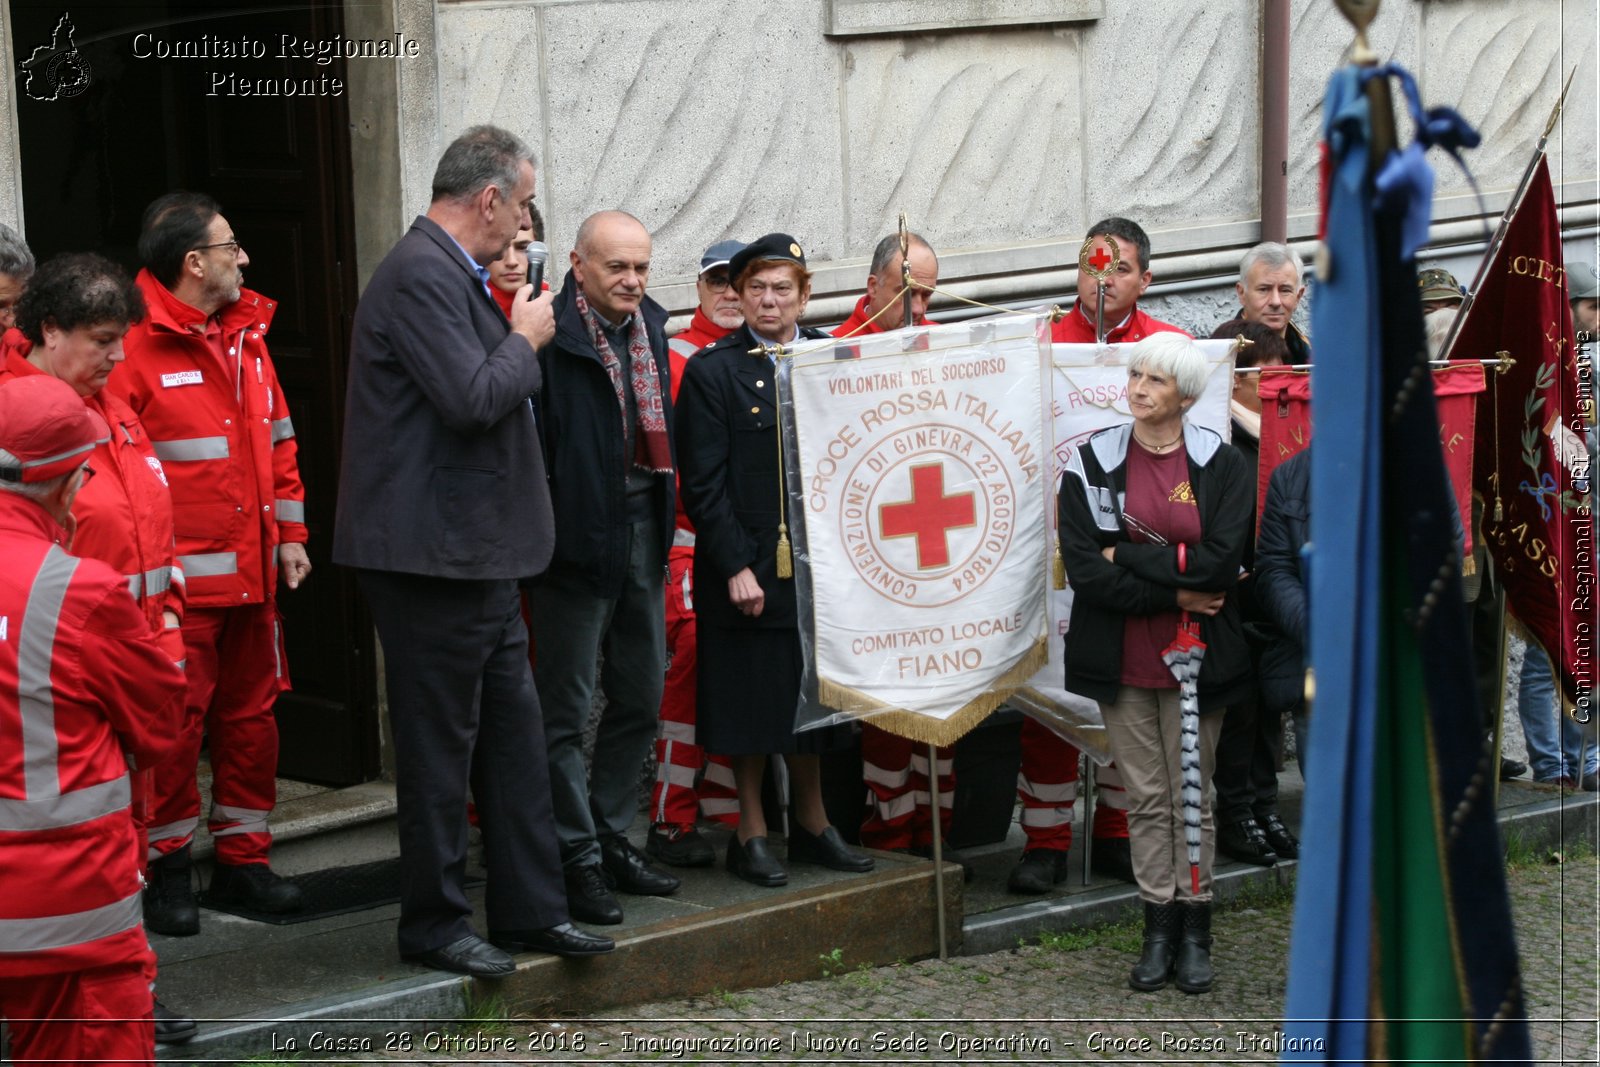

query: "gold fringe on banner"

left=815, top=637, right=1049, bottom=746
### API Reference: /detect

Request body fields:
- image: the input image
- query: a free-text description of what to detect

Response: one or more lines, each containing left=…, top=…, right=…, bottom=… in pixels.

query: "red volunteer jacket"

left=0, top=495, right=187, bottom=976
left=110, top=272, right=307, bottom=608
left=1049, top=302, right=1191, bottom=345
left=666, top=308, right=734, bottom=543
left=0, top=348, right=185, bottom=664
left=832, top=294, right=928, bottom=338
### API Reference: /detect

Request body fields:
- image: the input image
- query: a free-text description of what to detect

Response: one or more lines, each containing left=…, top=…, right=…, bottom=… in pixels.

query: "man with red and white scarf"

left=531, top=211, right=681, bottom=925
left=647, top=239, right=747, bottom=867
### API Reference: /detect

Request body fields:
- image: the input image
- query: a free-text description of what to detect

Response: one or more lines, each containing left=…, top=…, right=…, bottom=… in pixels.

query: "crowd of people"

left=1, top=121, right=1594, bottom=1058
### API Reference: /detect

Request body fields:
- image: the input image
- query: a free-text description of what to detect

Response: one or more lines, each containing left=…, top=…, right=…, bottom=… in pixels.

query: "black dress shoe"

left=1257, top=812, right=1300, bottom=859
left=1499, top=757, right=1528, bottom=781
left=153, top=1000, right=197, bottom=1044
left=726, top=835, right=787, bottom=887
left=1216, top=817, right=1278, bottom=866
left=787, top=825, right=874, bottom=873
left=564, top=864, right=624, bottom=925
left=646, top=823, right=715, bottom=867
left=491, top=922, right=615, bottom=958
left=207, top=862, right=305, bottom=913
left=1090, top=837, right=1137, bottom=885
left=403, top=934, right=515, bottom=977
left=600, top=835, right=681, bottom=895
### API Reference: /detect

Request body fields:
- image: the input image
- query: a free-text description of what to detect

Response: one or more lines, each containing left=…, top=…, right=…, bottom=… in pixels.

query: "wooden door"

left=12, top=0, right=378, bottom=784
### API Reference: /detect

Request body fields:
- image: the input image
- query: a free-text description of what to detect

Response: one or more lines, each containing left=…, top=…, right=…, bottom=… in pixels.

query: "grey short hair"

left=1238, top=242, right=1304, bottom=286
left=0, top=448, right=71, bottom=501
left=574, top=209, right=646, bottom=258
left=1126, top=332, right=1210, bottom=401
left=0, top=223, right=35, bottom=283
left=869, top=231, right=936, bottom=278
left=431, top=125, right=535, bottom=204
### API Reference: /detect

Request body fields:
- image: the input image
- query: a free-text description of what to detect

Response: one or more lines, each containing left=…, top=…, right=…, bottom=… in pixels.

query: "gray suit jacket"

left=333, top=215, right=554, bottom=580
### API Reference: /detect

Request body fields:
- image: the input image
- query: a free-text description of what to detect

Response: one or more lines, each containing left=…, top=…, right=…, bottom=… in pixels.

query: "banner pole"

left=928, top=740, right=949, bottom=961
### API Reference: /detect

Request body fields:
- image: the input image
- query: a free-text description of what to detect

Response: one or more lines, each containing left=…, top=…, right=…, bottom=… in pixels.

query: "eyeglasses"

left=192, top=240, right=241, bottom=257
left=702, top=274, right=732, bottom=292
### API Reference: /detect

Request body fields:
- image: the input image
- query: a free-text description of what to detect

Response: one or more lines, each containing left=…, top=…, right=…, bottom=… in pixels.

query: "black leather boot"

left=143, top=845, right=199, bottom=936
left=1174, top=901, right=1214, bottom=994
left=1128, top=901, right=1182, bottom=991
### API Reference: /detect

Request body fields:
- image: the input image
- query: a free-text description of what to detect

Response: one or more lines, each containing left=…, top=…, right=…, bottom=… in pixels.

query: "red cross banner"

left=780, top=313, right=1053, bottom=744
left=1015, top=341, right=1236, bottom=753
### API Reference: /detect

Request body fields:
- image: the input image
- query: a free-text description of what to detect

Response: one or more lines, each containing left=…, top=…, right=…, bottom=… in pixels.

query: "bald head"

left=571, top=210, right=652, bottom=323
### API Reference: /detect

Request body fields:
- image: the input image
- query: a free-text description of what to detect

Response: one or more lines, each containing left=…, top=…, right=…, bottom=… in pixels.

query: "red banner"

left=1257, top=370, right=1312, bottom=527
left=1254, top=366, right=1484, bottom=553
left=1455, top=157, right=1596, bottom=713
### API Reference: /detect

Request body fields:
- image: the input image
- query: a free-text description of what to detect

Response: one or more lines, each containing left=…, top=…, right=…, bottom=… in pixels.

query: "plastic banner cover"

left=779, top=312, right=1053, bottom=746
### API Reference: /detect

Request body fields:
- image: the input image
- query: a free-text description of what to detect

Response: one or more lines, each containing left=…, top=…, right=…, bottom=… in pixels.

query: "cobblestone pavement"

left=295, top=856, right=1596, bottom=1066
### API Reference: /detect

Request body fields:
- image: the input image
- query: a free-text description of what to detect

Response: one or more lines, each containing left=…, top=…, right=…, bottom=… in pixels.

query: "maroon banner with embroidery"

left=1455, top=157, right=1595, bottom=712
left=1256, top=369, right=1312, bottom=530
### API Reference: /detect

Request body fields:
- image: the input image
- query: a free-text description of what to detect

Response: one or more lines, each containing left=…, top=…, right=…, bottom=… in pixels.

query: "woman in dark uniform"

left=674, top=234, right=873, bottom=888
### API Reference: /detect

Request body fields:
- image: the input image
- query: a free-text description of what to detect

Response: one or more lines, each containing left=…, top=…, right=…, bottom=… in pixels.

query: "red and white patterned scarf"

left=574, top=290, right=672, bottom=474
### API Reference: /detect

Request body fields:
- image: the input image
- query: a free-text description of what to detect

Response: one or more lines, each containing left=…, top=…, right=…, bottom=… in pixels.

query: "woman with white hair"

left=1057, top=332, right=1253, bottom=994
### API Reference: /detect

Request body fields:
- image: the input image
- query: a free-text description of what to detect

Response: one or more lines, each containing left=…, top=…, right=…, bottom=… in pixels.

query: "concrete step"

left=155, top=767, right=1597, bottom=1063
left=187, top=774, right=398, bottom=873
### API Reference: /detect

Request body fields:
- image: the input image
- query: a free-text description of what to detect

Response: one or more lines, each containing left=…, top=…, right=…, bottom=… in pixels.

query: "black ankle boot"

left=1174, top=901, right=1214, bottom=993
left=1128, top=901, right=1182, bottom=991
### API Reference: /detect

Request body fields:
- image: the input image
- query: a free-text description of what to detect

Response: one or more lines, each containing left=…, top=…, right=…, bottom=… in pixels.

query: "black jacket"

left=536, top=269, right=675, bottom=596
left=675, top=324, right=829, bottom=630
left=334, top=216, right=553, bottom=580
left=1057, top=421, right=1254, bottom=710
left=1254, top=448, right=1310, bottom=713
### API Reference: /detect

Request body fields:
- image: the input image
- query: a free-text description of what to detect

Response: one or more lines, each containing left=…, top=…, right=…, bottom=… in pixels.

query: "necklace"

left=1134, top=427, right=1183, bottom=453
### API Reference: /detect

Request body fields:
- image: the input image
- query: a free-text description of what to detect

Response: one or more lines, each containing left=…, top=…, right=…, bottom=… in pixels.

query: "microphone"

left=525, top=241, right=549, bottom=294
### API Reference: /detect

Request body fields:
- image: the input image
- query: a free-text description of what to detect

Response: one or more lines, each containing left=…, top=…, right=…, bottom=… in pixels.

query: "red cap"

left=0, top=375, right=110, bottom=484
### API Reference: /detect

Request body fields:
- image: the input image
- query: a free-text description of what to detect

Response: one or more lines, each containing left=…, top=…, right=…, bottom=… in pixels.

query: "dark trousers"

left=1213, top=690, right=1282, bottom=825
left=357, top=570, right=567, bottom=955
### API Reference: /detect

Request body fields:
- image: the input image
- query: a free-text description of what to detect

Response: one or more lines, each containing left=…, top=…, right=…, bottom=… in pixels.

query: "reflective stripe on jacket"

left=0, top=495, right=187, bottom=976
left=110, top=271, right=307, bottom=608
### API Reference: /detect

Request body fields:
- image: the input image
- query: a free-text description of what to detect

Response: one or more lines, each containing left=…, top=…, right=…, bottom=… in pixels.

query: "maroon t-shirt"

left=1119, top=440, right=1202, bottom=687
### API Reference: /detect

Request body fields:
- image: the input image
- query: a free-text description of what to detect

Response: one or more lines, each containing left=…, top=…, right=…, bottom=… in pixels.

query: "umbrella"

left=1159, top=542, right=1205, bottom=896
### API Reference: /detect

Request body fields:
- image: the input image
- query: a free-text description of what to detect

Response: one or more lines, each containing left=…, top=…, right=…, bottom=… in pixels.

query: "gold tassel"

left=816, top=638, right=1049, bottom=745
left=776, top=525, right=793, bottom=579
left=1052, top=547, right=1066, bottom=590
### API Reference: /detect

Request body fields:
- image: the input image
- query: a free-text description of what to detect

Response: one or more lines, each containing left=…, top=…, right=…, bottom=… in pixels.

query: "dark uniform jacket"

left=536, top=269, right=676, bottom=597
left=1254, top=448, right=1310, bottom=714
left=1057, top=421, right=1254, bottom=710
left=675, top=324, right=828, bottom=631
left=334, top=215, right=553, bottom=580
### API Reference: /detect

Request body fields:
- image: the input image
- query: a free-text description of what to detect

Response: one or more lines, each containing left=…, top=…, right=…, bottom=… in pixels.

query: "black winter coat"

left=1057, top=421, right=1254, bottom=710
left=535, top=269, right=676, bottom=597
left=1253, top=448, right=1310, bottom=714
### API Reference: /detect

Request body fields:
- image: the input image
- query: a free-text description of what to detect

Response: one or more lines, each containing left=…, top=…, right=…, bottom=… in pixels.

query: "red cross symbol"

left=1088, top=243, right=1114, bottom=272
left=879, top=463, right=977, bottom=570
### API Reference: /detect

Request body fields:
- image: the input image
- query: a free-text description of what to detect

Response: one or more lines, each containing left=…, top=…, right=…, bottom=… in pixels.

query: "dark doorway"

left=11, top=0, right=378, bottom=785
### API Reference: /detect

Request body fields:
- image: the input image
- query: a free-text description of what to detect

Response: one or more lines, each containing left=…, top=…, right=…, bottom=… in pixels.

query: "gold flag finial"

left=1334, top=0, right=1381, bottom=65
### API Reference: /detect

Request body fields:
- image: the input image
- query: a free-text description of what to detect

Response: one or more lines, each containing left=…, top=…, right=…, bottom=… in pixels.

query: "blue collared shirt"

left=441, top=229, right=493, bottom=298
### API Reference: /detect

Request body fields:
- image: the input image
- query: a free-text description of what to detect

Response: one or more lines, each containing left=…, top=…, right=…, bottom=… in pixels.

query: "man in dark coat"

left=334, top=125, right=612, bottom=976
left=529, top=210, right=680, bottom=926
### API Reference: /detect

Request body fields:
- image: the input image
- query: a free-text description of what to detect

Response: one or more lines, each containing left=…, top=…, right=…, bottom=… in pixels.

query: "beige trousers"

left=1099, top=685, right=1224, bottom=904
